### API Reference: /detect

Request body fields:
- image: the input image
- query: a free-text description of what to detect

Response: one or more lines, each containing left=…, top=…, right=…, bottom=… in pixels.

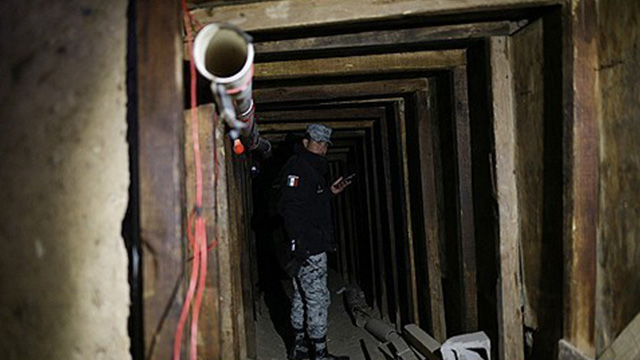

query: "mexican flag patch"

left=287, top=175, right=300, bottom=187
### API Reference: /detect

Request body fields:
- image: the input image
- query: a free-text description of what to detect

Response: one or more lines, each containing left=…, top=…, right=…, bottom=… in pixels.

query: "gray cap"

left=306, top=124, right=333, bottom=144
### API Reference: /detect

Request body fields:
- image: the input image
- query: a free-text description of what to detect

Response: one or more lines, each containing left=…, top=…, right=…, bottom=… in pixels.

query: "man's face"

left=304, top=139, right=329, bottom=156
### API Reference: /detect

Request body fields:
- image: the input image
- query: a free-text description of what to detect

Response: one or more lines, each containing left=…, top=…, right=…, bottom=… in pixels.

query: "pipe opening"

left=204, top=29, right=249, bottom=79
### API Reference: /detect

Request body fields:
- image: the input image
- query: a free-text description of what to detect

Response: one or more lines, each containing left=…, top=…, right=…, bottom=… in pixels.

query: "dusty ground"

left=256, top=270, right=387, bottom=360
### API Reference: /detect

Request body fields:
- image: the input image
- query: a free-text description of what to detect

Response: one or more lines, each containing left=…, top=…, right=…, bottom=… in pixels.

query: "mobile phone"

left=344, top=173, right=356, bottom=182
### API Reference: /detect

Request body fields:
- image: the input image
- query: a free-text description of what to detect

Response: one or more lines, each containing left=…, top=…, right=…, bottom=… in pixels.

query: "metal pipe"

left=193, top=23, right=270, bottom=156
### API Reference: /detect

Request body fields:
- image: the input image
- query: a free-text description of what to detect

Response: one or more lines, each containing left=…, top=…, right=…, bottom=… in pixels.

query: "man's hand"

left=331, top=176, right=353, bottom=195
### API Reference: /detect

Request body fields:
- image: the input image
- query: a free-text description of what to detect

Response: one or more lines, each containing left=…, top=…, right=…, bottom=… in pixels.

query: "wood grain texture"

left=451, top=66, right=478, bottom=332
left=137, top=0, right=184, bottom=358
left=254, top=78, right=428, bottom=104
left=255, top=21, right=515, bottom=55
left=191, top=0, right=561, bottom=32
left=595, top=0, right=640, bottom=355
left=255, top=50, right=465, bottom=80
left=511, top=19, right=545, bottom=334
left=490, top=36, right=524, bottom=360
left=416, top=89, right=447, bottom=342
left=184, top=105, right=222, bottom=360
left=562, top=0, right=598, bottom=357
left=599, top=313, right=640, bottom=360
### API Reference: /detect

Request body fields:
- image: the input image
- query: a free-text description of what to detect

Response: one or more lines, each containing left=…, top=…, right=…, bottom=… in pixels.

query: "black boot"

left=311, top=337, right=349, bottom=360
left=288, top=329, right=310, bottom=360
left=314, top=348, right=349, bottom=360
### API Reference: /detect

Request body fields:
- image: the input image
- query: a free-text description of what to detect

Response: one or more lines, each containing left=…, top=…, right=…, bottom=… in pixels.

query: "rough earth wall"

left=596, top=0, right=640, bottom=355
left=0, top=1, right=130, bottom=360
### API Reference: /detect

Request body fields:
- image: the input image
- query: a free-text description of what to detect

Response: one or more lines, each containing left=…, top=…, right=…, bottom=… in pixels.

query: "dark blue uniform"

left=278, top=144, right=334, bottom=349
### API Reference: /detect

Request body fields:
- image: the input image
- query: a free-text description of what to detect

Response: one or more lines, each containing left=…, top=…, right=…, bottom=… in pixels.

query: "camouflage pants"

left=291, top=252, right=330, bottom=340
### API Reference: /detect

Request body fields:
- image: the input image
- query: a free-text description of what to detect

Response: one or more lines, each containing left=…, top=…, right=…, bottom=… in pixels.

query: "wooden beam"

left=258, top=120, right=374, bottom=132
left=451, top=66, right=478, bottom=331
left=415, top=89, right=447, bottom=342
left=191, top=0, right=561, bottom=32
left=214, top=119, right=243, bottom=360
left=399, top=97, right=421, bottom=326
left=562, top=0, right=598, bottom=357
left=255, top=21, right=516, bottom=55
left=490, top=36, right=524, bottom=360
left=598, top=313, right=640, bottom=360
left=258, top=107, right=386, bottom=123
left=136, top=0, right=184, bottom=358
left=254, top=78, right=428, bottom=104
left=255, top=50, right=465, bottom=80
left=559, top=340, right=593, bottom=360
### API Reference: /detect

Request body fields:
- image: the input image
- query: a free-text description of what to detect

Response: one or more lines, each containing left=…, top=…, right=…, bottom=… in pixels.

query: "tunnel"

left=3, top=0, right=640, bottom=359
left=172, top=4, right=568, bottom=360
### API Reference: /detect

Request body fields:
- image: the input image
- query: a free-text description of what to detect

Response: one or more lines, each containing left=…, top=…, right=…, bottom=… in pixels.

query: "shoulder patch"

left=287, top=175, right=300, bottom=187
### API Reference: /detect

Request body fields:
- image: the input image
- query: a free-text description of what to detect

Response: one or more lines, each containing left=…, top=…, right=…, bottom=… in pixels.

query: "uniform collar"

left=295, top=143, right=329, bottom=176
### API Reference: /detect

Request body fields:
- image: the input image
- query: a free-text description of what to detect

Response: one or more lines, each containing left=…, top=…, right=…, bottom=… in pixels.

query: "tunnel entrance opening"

left=137, top=2, right=575, bottom=360
left=231, top=6, right=566, bottom=359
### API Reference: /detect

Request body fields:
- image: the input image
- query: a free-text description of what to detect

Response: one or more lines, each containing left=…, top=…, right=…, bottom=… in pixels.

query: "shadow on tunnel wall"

left=250, top=133, right=304, bottom=350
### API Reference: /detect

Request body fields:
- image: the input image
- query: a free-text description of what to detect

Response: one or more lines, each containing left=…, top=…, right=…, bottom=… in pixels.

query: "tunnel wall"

left=596, top=0, right=640, bottom=354
left=0, top=1, right=130, bottom=360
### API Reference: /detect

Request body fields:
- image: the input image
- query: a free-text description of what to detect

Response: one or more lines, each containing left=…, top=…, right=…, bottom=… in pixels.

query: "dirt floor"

left=255, top=270, right=387, bottom=360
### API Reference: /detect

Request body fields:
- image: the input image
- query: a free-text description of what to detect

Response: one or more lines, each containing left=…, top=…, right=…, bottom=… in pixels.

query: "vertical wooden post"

left=398, top=99, right=420, bottom=325
left=490, top=36, right=525, bottom=360
left=452, top=66, right=478, bottom=331
left=416, top=88, right=447, bottom=342
left=368, top=128, right=389, bottom=320
left=185, top=105, right=222, bottom=360
left=136, top=0, right=184, bottom=358
left=561, top=0, right=598, bottom=357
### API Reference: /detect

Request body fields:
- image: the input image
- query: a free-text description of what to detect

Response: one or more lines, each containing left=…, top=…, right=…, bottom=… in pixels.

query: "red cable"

left=174, top=1, right=211, bottom=360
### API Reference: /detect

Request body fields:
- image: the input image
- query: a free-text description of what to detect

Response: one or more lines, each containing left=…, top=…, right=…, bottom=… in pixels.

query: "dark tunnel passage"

left=180, top=5, right=567, bottom=360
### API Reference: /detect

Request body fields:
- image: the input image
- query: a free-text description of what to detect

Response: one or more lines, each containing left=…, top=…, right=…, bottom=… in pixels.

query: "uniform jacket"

left=277, top=144, right=335, bottom=258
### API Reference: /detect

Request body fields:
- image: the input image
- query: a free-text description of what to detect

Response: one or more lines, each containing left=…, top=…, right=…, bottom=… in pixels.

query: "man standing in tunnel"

left=278, top=124, right=352, bottom=360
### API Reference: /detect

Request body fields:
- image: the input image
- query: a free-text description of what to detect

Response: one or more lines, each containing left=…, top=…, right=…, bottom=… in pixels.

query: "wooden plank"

left=451, top=66, right=478, bottom=331
left=354, top=135, right=378, bottom=305
left=254, top=78, right=428, bottom=104
left=191, top=0, right=561, bottom=32
left=562, top=0, right=598, bottom=357
left=255, top=50, right=465, bottom=80
left=258, top=107, right=386, bottom=123
left=559, top=339, right=593, bottom=360
left=255, top=21, right=515, bottom=55
left=214, top=118, right=240, bottom=360
left=490, top=36, right=525, bottom=360
left=510, top=18, right=545, bottom=337
left=396, top=98, right=420, bottom=325
left=595, top=0, right=640, bottom=355
left=258, top=120, right=374, bottom=132
left=599, top=313, right=640, bottom=360
left=184, top=105, right=221, bottom=360
left=415, top=89, right=447, bottom=342
left=239, top=161, right=257, bottom=360
left=136, top=0, right=184, bottom=358
left=226, top=155, right=248, bottom=360
left=367, top=127, right=389, bottom=320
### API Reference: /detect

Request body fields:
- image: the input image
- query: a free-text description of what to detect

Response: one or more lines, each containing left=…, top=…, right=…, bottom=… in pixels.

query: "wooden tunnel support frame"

left=136, top=1, right=598, bottom=359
